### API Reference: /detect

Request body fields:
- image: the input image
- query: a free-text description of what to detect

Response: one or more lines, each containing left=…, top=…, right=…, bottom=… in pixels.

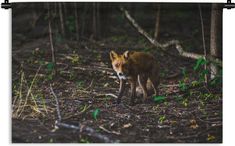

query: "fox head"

left=110, top=50, right=131, bottom=80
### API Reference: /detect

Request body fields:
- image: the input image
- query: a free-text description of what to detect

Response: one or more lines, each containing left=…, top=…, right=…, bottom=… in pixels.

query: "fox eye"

left=115, top=63, right=120, bottom=68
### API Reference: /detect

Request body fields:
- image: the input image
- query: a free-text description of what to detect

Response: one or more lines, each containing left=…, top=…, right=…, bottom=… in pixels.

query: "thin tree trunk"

left=154, top=4, right=161, bottom=40
left=75, top=3, right=79, bottom=41
left=92, top=2, right=97, bottom=40
left=48, top=3, right=57, bottom=75
left=210, top=4, right=221, bottom=79
left=198, top=4, right=208, bottom=84
left=96, top=3, right=100, bottom=39
left=63, top=2, right=68, bottom=22
left=59, top=3, right=65, bottom=37
left=81, top=3, right=88, bottom=37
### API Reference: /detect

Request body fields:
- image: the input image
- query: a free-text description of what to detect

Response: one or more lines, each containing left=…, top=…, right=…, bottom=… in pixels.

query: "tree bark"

left=75, top=3, right=79, bottom=41
left=210, top=4, right=222, bottom=79
left=59, top=3, right=65, bottom=37
left=154, top=4, right=161, bottom=40
left=92, top=2, right=97, bottom=40
left=47, top=3, right=57, bottom=75
left=198, top=4, right=208, bottom=83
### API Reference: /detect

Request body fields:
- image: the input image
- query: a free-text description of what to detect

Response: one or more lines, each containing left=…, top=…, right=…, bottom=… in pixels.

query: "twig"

left=50, top=84, right=62, bottom=122
left=84, top=79, right=94, bottom=90
left=103, top=93, right=118, bottom=99
left=120, top=7, right=222, bottom=67
left=99, top=125, right=121, bottom=135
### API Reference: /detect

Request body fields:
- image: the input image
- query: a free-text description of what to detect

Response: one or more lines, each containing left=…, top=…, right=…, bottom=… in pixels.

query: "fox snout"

left=117, top=72, right=127, bottom=80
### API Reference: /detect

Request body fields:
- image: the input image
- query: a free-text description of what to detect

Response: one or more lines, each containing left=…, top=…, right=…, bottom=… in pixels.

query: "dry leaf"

left=190, top=119, right=199, bottom=129
left=123, top=123, right=132, bottom=128
left=207, top=134, right=215, bottom=141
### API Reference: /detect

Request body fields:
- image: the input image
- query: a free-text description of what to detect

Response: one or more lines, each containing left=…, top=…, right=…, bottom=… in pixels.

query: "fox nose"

left=118, top=72, right=123, bottom=76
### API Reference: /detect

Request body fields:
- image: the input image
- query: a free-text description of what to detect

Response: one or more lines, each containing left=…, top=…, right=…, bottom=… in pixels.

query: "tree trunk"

left=75, top=3, right=79, bottom=41
left=59, top=3, right=65, bottom=37
left=81, top=3, right=88, bottom=37
left=92, top=2, right=97, bottom=40
left=210, top=4, right=222, bottom=79
left=47, top=3, right=57, bottom=75
left=198, top=4, right=208, bottom=84
left=96, top=3, right=100, bottom=39
left=154, top=4, right=161, bottom=40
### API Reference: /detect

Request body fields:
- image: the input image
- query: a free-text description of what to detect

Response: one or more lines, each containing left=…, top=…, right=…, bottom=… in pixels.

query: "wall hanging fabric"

left=11, top=2, right=223, bottom=143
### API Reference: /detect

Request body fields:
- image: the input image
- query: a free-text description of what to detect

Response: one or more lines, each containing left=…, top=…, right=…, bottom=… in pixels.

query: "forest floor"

left=12, top=36, right=222, bottom=143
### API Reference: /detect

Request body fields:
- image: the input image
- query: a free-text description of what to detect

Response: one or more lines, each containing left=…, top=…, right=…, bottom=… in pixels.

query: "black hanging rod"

left=1, top=0, right=11, bottom=9
left=1, top=0, right=235, bottom=9
left=224, top=0, right=235, bottom=9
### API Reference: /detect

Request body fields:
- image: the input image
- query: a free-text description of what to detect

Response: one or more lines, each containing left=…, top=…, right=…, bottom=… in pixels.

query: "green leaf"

left=47, top=62, right=54, bottom=72
left=194, top=57, right=206, bottom=71
left=158, top=115, right=166, bottom=124
left=92, top=109, right=100, bottom=120
left=153, top=96, right=166, bottom=103
left=182, top=67, right=187, bottom=77
left=191, top=80, right=199, bottom=87
left=179, top=80, right=187, bottom=91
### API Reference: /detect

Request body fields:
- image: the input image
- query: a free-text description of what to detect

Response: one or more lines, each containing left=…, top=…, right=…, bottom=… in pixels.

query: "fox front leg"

left=129, top=77, right=137, bottom=106
left=117, top=79, right=126, bottom=104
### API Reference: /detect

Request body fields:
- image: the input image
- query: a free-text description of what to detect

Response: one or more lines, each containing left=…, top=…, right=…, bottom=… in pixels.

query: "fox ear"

left=110, top=51, right=118, bottom=61
left=123, top=51, right=130, bottom=60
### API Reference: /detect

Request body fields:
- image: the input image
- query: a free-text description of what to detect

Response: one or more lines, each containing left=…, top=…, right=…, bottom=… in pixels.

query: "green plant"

left=153, top=95, right=165, bottom=103
left=76, top=80, right=85, bottom=88
left=174, top=95, right=183, bottom=102
left=46, top=62, right=55, bottom=81
left=69, top=70, right=76, bottom=80
left=179, top=80, right=187, bottom=91
left=92, top=108, right=100, bottom=120
left=182, top=98, right=188, bottom=107
left=80, top=137, right=90, bottom=143
left=71, top=54, right=80, bottom=64
left=158, top=115, right=166, bottom=124
left=193, top=57, right=209, bottom=82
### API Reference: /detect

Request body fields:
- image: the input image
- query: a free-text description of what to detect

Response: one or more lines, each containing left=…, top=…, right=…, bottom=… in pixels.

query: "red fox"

left=110, top=50, right=160, bottom=105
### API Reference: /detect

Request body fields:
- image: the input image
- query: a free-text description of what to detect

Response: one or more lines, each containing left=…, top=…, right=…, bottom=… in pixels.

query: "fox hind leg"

left=138, top=75, right=148, bottom=102
left=149, top=71, right=160, bottom=97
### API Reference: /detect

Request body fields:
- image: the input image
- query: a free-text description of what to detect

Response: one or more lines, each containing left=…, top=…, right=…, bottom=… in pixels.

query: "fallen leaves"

left=190, top=119, right=199, bottom=129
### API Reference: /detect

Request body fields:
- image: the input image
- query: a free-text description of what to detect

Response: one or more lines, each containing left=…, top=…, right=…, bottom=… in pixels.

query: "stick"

left=50, top=84, right=62, bottom=122
left=99, top=125, right=121, bottom=135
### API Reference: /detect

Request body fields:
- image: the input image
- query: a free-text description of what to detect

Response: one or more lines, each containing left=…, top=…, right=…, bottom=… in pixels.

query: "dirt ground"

left=12, top=37, right=222, bottom=143
left=11, top=3, right=222, bottom=143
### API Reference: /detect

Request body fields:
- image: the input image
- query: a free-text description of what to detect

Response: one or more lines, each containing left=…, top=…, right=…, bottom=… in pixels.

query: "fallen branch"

left=99, top=125, right=121, bottom=135
left=120, top=7, right=222, bottom=67
left=50, top=84, right=62, bottom=122
left=49, top=84, right=119, bottom=143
